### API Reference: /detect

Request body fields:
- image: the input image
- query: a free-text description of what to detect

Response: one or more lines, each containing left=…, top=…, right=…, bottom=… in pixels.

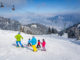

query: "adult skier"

left=15, top=32, right=24, bottom=47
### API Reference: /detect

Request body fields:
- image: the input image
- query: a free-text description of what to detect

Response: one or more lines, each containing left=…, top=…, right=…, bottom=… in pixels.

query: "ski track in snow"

left=0, top=30, right=80, bottom=60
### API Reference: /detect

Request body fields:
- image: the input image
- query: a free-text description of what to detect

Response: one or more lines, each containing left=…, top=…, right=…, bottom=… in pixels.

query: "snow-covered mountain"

left=1, top=13, right=80, bottom=32
left=0, top=17, right=21, bottom=31
left=22, top=23, right=48, bottom=35
left=47, top=13, right=80, bottom=29
left=11, top=13, right=80, bottom=31
left=0, top=16, right=58, bottom=35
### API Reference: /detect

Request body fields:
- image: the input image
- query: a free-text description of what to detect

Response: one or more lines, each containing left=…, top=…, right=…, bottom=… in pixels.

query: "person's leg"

left=39, top=45, right=41, bottom=48
left=29, top=43, right=31, bottom=46
left=19, top=41, right=23, bottom=47
left=37, top=45, right=39, bottom=48
left=42, top=47, right=46, bottom=51
left=16, top=41, right=19, bottom=47
left=28, top=43, right=29, bottom=46
left=43, top=47, right=46, bottom=51
left=32, top=45, right=37, bottom=52
left=30, top=43, right=32, bottom=46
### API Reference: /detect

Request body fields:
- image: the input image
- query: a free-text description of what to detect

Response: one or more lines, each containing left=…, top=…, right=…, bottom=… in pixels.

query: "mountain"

left=65, top=23, right=80, bottom=39
left=0, top=17, right=21, bottom=31
left=21, top=23, right=48, bottom=35
left=47, top=13, right=80, bottom=23
left=14, top=13, right=80, bottom=31
left=47, top=13, right=80, bottom=30
left=1, top=13, right=80, bottom=32
left=0, top=16, right=58, bottom=35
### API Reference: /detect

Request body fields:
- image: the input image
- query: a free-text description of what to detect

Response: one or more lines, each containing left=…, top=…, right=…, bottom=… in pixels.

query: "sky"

left=0, top=0, right=80, bottom=28
left=0, top=0, right=80, bottom=15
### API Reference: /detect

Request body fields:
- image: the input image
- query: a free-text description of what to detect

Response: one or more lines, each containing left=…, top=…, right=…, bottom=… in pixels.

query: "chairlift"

left=12, top=5, right=15, bottom=11
left=0, top=2, right=4, bottom=8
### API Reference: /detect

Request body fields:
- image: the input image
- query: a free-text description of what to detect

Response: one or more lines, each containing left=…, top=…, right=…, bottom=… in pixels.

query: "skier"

left=37, top=40, right=41, bottom=48
left=41, top=39, right=46, bottom=51
left=31, top=36, right=37, bottom=52
left=15, top=32, right=24, bottom=47
left=27, top=38, right=32, bottom=46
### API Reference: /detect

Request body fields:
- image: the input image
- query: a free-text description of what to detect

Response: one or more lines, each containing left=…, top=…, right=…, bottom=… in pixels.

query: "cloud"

left=0, top=11, right=80, bottom=31
left=0, top=11, right=55, bottom=26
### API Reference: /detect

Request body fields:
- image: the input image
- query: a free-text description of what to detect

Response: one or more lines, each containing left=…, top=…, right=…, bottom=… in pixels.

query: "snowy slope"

left=0, top=30, right=80, bottom=60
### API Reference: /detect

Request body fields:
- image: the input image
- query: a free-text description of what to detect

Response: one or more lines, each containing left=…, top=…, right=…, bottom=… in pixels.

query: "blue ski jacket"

left=31, top=37, right=37, bottom=45
left=28, top=40, right=31, bottom=43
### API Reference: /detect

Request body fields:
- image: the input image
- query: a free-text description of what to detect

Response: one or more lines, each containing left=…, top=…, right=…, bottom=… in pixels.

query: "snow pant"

left=42, top=47, right=46, bottom=51
left=37, top=45, right=41, bottom=48
left=28, top=43, right=32, bottom=46
left=32, top=45, right=37, bottom=52
left=16, top=41, right=23, bottom=47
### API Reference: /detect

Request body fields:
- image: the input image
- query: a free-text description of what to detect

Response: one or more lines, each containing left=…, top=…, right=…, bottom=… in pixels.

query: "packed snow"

left=0, top=30, right=80, bottom=60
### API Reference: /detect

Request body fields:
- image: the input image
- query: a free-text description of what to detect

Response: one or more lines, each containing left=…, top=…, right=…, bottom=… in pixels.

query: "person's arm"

left=45, top=42, right=46, bottom=45
left=30, top=40, right=32, bottom=43
left=20, top=35, right=23, bottom=39
left=22, top=36, right=23, bottom=39
left=15, top=35, right=17, bottom=39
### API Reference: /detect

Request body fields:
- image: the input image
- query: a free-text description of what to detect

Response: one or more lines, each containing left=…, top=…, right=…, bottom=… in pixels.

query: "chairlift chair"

left=0, top=2, right=4, bottom=8
left=12, top=5, right=15, bottom=11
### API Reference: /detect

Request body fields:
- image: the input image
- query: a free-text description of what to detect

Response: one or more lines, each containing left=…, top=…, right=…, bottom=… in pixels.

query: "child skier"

left=37, top=40, right=41, bottom=48
left=41, top=39, right=46, bottom=51
left=15, top=32, right=24, bottom=47
left=30, top=36, right=37, bottom=52
left=27, top=38, right=32, bottom=46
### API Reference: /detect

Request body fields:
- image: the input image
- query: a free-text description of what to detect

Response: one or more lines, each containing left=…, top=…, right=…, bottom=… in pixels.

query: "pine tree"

left=52, top=28, right=54, bottom=33
left=48, top=27, right=52, bottom=34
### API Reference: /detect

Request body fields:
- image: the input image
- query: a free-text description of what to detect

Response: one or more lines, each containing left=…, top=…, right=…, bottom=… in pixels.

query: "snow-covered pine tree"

left=48, top=27, right=52, bottom=34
